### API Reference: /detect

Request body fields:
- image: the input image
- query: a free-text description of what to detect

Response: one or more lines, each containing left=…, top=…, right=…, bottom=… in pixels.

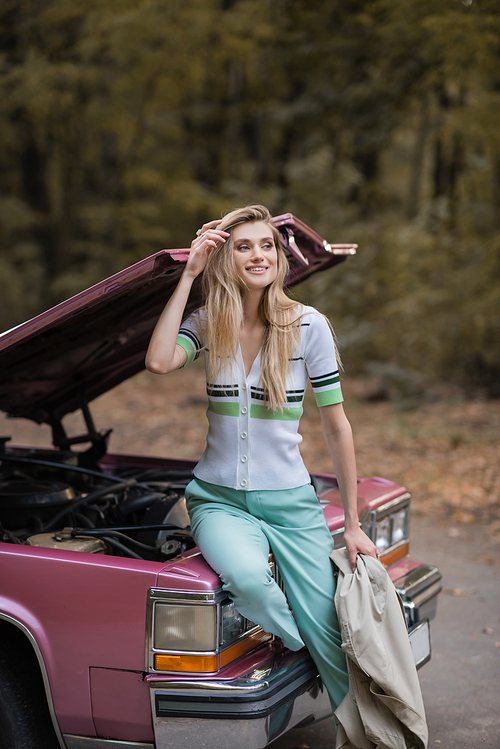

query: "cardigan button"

left=241, top=407, right=248, bottom=414
left=241, top=432, right=247, bottom=439
left=242, top=383, right=247, bottom=390
left=240, top=479, right=248, bottom=487
left=241, top=455, right=247, bottom=463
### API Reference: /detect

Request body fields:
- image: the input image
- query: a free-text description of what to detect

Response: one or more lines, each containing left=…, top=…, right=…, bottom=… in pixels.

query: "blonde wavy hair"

left=201, top=205, right=302, bottom=411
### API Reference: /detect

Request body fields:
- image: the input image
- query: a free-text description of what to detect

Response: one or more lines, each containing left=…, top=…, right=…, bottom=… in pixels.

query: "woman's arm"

left=319, top=402, right=378, bottom=570
left=145, top=221, right=228, bottom=374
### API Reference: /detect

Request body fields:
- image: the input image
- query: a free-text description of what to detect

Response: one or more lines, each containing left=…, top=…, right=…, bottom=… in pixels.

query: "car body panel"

left=0, top=542, right=159, bottom=736
left=90, top=667, right=154, bottom=743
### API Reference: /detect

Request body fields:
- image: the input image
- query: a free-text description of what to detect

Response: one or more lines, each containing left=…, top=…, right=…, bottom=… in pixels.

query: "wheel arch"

left=0, top=614, right=66, bottom=749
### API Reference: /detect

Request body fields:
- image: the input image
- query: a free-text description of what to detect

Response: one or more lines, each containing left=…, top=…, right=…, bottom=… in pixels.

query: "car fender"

left=0, top=612, right=66, bottom=748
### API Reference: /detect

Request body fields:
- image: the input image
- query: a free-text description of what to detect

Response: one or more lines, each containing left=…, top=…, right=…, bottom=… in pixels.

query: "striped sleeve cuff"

left=310, top=370, right=343, bottom=406
left=177, top=329, right=202, bottom=368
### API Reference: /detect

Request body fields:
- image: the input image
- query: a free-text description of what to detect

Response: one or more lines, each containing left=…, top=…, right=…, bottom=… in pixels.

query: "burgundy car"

left=0, top=214, right=441, bottom=749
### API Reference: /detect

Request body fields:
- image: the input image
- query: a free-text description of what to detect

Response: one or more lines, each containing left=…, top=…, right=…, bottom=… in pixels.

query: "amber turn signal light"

left=154, top=629, right=272, bottom=673
left=155, top=653, right=218, bottom=673
left=380, top=542, right=409, bottom=568
left=220, top=629, right=271, bottom=668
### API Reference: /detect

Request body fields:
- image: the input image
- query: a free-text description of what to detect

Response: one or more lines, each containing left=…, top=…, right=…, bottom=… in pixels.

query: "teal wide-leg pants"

left=185, top=477, right=349, bottom=711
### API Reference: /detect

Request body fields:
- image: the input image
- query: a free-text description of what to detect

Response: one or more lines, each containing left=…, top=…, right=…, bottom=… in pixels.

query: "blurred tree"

left=0, top=0, right=498, bottom=393
left=293, top=0, right=500, bottom=394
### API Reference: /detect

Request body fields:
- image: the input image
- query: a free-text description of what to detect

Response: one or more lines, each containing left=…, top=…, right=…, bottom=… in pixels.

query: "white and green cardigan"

left=176, top=306, right=343, bottom=491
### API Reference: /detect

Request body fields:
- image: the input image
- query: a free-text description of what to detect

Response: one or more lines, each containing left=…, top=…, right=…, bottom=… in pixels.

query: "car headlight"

left=154, top=603, right=217, bottom=652
left=392, top=507, right=408, bottom=545
left=361, top=495, right=411, bottom=564
left=221, top=601, right=246, bottom=644
left=147, top=590, right=271, bottom=674
left=375, top=517, right=392, bottom=554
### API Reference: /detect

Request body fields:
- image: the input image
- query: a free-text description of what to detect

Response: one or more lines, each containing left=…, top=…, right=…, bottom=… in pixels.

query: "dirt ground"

left=1, top=365, right=499, bottom=546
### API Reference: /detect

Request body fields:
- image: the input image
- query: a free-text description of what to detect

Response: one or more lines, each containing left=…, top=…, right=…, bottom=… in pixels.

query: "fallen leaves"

left=478, top=554, right=499, bottom=566
left=451, top=509, right=475, bottom=525
left=441, top=588, right=476, bottom=597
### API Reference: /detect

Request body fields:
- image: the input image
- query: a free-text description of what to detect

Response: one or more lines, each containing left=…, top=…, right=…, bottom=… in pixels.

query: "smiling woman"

left=199, top=208, right=300, bottom=411
left=232, top=222, right=278, bottom=289
left=145, top=203, right=379, bottom=730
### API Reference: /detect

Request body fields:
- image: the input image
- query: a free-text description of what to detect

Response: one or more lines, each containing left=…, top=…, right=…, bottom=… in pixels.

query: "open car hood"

left=0, top=214, right=355, bottom=425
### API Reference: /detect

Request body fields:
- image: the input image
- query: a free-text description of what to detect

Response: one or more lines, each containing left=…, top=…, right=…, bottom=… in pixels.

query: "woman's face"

left=232, top=221, right=278, bottom=293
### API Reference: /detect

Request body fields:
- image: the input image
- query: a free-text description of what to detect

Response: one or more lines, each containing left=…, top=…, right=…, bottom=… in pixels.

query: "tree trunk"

left=406, top=92, right=430, bottom=219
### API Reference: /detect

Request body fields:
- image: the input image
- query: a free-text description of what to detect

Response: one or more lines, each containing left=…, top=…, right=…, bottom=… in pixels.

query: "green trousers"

left=185, top=477, right=349, bottom=711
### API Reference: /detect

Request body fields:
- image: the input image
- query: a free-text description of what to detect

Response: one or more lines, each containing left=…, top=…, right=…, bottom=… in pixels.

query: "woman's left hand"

left=343, top=525, right=379, bottom=572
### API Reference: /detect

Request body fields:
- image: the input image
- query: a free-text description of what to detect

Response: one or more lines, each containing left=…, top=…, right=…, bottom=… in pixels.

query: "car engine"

left=0, top=447, right=196, bottom=561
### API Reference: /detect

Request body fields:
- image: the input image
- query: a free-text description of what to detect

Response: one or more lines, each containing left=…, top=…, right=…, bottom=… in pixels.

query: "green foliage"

left=300, top=218, right=500, bottom=392
left=0, top=0, right=499, bottom=391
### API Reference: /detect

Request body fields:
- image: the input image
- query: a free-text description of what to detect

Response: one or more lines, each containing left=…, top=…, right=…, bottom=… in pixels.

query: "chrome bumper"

left=394, top=563, right=442, bottom=627
left=63, top=737, right=153, bottom=749
left=149, top=650, right=331, bottom=749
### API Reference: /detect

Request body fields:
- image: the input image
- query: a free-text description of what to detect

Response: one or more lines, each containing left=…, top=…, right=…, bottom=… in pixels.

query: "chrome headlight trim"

left=145, top=589, right=223, bottom=671
left=145, top=588, right=266, bottom=673
left=372, top=493, right=411, bottom=521
left=360, top=493, right=411, bottom=553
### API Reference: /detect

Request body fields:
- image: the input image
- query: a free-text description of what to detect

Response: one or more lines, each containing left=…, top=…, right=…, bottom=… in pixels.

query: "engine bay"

left=0, top=447, right=196, bottom=561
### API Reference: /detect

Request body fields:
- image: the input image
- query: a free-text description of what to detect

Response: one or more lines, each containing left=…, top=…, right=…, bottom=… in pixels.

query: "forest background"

left=0, top=0, right=499, bottom=396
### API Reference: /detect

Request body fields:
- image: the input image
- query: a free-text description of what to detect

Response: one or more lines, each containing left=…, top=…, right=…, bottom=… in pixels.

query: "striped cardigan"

left=176, top=306, right=343, bottom=491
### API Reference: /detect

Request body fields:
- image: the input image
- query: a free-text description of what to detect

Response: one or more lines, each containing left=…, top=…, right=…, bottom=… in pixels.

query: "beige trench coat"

left=330, top=550, right=428, bottom=749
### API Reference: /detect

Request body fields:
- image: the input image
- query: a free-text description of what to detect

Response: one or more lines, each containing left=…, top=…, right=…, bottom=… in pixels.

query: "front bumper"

left=149, top=649, right=331, bottom=749
left=394, top=563, right=442, bottom=628
left=62, top=561, right=441, bottom=749
left=147, top=559, right=441, bottom=749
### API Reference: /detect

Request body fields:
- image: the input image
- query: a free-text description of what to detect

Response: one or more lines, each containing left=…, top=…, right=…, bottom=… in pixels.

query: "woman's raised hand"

left=146, top=219, right=228, bottom=374
left=183, top=220, right=229, bottom=280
